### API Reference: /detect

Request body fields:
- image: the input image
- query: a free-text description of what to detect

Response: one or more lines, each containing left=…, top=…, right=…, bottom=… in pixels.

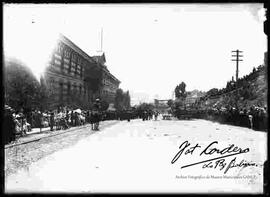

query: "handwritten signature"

left=171, top=141, right=257, bottom=174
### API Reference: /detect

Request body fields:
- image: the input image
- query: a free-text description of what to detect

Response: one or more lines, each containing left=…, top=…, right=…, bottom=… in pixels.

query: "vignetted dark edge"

left=1, top=0, right=268, bottom=196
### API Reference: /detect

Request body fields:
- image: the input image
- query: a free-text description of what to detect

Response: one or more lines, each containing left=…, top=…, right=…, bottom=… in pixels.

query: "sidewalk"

left=5, top=120, right=119, bottom=149
left=28, top=127, right=51, bottom=134
left=5, top=124, right=91, bottom=149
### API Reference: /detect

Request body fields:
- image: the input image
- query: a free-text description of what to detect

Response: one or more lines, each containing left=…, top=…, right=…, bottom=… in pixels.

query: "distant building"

left=154, top=99, right=170, bottom=113
left=185, top=90, right=205, bottom=106
left=43, top=34, right=120, bottom=109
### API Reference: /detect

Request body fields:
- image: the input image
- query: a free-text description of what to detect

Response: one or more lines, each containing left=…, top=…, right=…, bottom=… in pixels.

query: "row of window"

left=102, top=89, right=116, bottom=95
left=103, top=78, right=118, bottom=89
left=52, top=54, right=84, bottom=78
left=56, top=42, right=86, bottom=68
left=59, top=82, right=87, bottom=98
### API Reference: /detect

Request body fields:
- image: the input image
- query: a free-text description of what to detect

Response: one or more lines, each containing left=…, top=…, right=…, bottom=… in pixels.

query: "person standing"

left=71, top=111, right=75, bottom=127
left=90, top=111, right=94, bottom=130
left=50, top=112, right=55, bottom=131
left=74, top=112, right=79, bottom=126
left=248, top=107, right=254, bottom=130
left=154, top=111, right=159, bottom=121
left=93, top=99, right=101, bottom=130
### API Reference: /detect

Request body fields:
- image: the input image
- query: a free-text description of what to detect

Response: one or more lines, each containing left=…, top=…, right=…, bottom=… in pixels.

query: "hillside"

left=200, top=65, right=267, bottom=110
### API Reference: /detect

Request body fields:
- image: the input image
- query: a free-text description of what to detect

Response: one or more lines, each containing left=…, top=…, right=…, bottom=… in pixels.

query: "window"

left=80, top=66, right=83, bottom=78
left=72, top=53, right=77, bottom=61
left=57, top=43, right=64, bottom=54
left=64, top=49, right=71, bottom=58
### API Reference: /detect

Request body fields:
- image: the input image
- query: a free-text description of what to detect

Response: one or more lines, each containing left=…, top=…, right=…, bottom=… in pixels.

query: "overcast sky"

left=4, top=4, right=267, bottom=104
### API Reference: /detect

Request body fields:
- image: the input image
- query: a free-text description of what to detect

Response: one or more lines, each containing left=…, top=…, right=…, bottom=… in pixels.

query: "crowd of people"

left=174, top=105, right=268, bottom=131
left=205, top=105, right=267, bottom=131
left=4, top=98, right=163, bottom=145
left=3, top=99, right=102, bottom=145
left=4, top=99, right=267, bottom=145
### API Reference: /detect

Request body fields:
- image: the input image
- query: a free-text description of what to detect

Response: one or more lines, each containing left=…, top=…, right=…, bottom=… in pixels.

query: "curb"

left=5, top=121, right=118, bottom=149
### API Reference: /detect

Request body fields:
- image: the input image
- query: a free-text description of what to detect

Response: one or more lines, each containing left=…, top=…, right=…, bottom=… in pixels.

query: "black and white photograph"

left=3, top=3, right=268, bottom=194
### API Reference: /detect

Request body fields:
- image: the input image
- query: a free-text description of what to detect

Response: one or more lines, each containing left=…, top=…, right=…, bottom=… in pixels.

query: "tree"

left=100, top=100, right=109, bottom=111
left=123, top=91, right=131, bottom=109
left=114, top=88, right=131, bottom=111
left=136, top=102, right=154, bottom=111
left=206, top=88, right=219, bottom=97
left=167, top=99, right=174, bottom=107
left=175, top=82, right=187, bottom=99
left=4, top=58, right=41, bottom=112
left=114, top=88, right=124, bottom=110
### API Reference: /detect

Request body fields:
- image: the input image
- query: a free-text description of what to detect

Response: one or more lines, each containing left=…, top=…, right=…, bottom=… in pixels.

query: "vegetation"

left=135, top=102, right=155, bottom=111
left=199, top=64, right=267, bottom=109
left=4, top=58, right=46, bottom=112
left=174, top=82, right=187, bottom=100
left=114, top=88, right=131, bottom=111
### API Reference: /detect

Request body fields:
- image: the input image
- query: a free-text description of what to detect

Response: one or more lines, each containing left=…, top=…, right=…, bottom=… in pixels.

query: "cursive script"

left=171, top=141, right=250, bottom=170
left=200, top=141, right=249, bottom=156
left=202, top=157, right=258, bottom=174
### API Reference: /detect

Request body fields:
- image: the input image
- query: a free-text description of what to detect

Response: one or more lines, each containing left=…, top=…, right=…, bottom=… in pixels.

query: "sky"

left=3, top=4, right=267, bottom=105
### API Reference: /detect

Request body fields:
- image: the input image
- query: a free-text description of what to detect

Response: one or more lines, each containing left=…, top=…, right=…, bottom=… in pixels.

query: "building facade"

left=93, top=53, right=121, bottom=104
left=43, top=34, right=120, bottom=109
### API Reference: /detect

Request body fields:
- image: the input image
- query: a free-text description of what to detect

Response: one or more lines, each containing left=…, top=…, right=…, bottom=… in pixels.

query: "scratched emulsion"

left=5, top=119, right=267, bottom=193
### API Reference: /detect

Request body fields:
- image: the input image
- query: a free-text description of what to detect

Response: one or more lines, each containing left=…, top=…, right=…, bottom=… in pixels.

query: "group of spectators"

left=174, top=105, right=268, bottom=131
left=5, top=101, right=160, bottom=145
left=3, top=99, right=103, bottom=145
left=206, top=105, right=267, bottom=131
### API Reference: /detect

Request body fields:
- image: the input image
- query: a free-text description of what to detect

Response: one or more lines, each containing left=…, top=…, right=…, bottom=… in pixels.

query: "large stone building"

left=43, top=34, right=120, bottom=109
left=92, top=52, right=120, bottom=103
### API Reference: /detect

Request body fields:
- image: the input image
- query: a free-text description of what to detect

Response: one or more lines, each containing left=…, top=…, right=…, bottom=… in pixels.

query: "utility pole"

left=231, top=50, right=243, bottom=81
left=97, top=28, right=103, bottom=53
left=100, top=27, right=103, bottom=52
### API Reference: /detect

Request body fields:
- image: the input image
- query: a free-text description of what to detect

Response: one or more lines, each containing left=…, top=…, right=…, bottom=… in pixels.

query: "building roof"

left=59, top=34, right=96, bottom=64
left=92, top=52, right=121, bottom=84
left=92, top=52, right=106, bottom=64
left=59, top=34, right=120, bottom=84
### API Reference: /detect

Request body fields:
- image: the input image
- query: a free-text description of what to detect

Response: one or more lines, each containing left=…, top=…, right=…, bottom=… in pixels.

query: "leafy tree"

left=167, top=99, right=174, bottom=107
left=100, top=100, right=109, bottom=111
left=175, top=82, right=187, bottom=99
left=4, top=58, right=41, bottom=112
left=114, top=88, right=131, bottom=110
left=206, top=88, right=219, bottom=97
left=114, top=88, right=124, bottom=110
left=123, top=91, right=131, bottom=109
left=136, top=102, right=154, bottom=111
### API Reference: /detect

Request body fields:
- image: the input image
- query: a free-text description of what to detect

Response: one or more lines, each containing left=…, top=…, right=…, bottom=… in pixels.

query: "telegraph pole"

left=231, top=50, right=243, bottom=81
left=100, top=27, right=103, bottom=52
left=97, top=28, right=103, bottom=53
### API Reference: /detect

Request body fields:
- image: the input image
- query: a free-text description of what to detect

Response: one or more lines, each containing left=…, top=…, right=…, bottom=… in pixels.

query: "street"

left=5, top=118, right=267, bottom=193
